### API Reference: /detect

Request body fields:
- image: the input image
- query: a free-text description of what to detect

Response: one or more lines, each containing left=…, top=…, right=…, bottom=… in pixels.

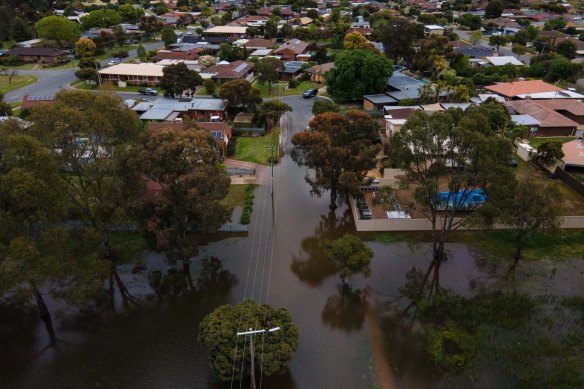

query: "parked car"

left=510, top=156, right=518, bottom=168
left=139, top=87, right=158, bottom=96
left=303, top=89, right=318, bottom=98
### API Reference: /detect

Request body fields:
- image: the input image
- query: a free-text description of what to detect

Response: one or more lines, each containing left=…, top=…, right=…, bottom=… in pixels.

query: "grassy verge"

left=0, top=75, right=38, bottom=94
left=72, top=79, right=162, bottom=94
left=252, top=81, right=320, bottom=98
left=221, top=184, right=258, bottom=209
left=233, top=127, right=279, bottom=165
left=452, top=229, right=584, bottom=261
left=240, top=184, right=256, bottom=224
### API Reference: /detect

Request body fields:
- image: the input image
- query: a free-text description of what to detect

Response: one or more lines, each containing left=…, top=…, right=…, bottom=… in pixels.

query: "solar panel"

left=28, top=95, right=53, bottom=101
left=233, top=63, right=248, bottom=74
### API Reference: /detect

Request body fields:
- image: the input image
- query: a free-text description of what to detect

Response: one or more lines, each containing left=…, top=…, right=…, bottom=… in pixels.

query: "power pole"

left=236, top=326, right=281, bottom=389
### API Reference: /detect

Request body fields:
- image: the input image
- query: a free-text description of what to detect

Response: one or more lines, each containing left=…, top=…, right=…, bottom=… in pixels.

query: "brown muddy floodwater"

left=1, top=97, right=493, bottom=389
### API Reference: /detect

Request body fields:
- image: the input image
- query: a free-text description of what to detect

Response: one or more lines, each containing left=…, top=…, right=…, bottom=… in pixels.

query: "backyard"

left=233, top=127, right=280, bottom=165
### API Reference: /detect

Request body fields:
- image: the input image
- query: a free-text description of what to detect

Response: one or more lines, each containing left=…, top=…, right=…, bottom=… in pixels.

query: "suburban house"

left=485, top=80, right=584, bottom=100
left=9, top=47, right=67, bottom=64
left=204, top=26, right=249, bottom=38
left=504, top=99, right=580, bottom=137
left=234, top=38, right=274, bottom=50
left=383, top=106, right=420, bottom=138
left=228, top=15, right=269, bottom=27
left=273, top=39, right=310, bottom=61
left=304, top=62, right=334, bottom=84
left=204, top=60, right=254, bottom=84
left=132, top=97, right=228, bottom=122
left=20, top=95, right=55, bottom=111
left=533, top=99, right=584, bottom=127
left=363, top=70, right=424, bottom=110
left=278, top=61, right=303, bottom=81
left=153, top=50, right=200, bottom=61
left=351, top=16, right=370, bottom=29
left=561, top=139, right=584, bottom=171
left=147, top=121, right=232, bottom=157
left=424, top=25, right=445, bottom=36
left=485, top=56, right=524, bottom=66
left=98, top=63, right=165, bottom=85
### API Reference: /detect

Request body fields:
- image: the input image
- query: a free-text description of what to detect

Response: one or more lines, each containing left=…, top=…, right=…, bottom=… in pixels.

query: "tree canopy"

left=325, top=233, right=373, bottom=285
left=325, top=49, right=393, bottom=100
left=291, top=111, right=377, bottom=209
left=127, top=126, right=230, bottom=287
left=254, top=57, right=285, bottom=92
left=160, top=62, right=203, bottom=98
left=80, top=9, right=122, bottom=30
left=35, top=16, right=80, bottom=46
left=198, top=299, right=299, bottom=381
left=219, top=80, right=262, bottom=112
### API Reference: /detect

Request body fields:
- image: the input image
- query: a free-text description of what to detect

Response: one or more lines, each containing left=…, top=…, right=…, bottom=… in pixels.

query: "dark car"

left=510, top=156, right=518, bottom=168
left=302, top=89, right=318, bottom=98
left=139, top=87, right=158, bottom=96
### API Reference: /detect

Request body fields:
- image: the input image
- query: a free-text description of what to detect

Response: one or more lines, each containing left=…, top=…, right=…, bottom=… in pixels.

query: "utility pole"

left=236, top=326, right=281, bottom=389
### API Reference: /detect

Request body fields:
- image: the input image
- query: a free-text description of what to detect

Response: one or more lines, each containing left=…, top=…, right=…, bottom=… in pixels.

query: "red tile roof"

left=485, top=80, right=563, bottom=98
left=535, top=99, right=584, bottom=116
left=274, top=39, right=309, bottom=55
left=206, top=60, right=254, bottom=80
left=153, top=50, right=199, bottom=61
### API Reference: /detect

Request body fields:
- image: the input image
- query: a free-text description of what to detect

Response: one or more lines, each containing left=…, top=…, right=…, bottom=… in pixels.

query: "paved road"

left=4, top=40, right=164, bottom=104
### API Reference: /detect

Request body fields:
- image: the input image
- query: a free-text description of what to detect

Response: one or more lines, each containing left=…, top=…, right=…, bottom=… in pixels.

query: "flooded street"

left=2, top=97, right=494, bottom=389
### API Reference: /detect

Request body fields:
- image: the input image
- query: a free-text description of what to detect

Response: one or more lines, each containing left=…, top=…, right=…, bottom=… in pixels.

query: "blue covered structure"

left=435, top=189, right=486, bottom=211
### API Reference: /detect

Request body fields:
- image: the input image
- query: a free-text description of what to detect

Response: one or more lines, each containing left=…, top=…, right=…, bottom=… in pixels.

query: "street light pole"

left=236, top=326, right=281, bottom=389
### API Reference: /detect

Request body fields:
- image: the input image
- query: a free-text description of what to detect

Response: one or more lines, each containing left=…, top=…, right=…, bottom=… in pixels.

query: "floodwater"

left=1, top=97, right=494, bottom=389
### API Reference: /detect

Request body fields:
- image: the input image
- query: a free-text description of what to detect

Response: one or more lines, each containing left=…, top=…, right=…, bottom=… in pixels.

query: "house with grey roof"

left=132, top=97, right=228, bottom=122
left=363, top=69, right=424, bottom=110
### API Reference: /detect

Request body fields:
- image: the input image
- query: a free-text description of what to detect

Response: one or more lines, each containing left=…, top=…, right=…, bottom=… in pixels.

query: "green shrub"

left=288, top=79, right=298, bottom=89
left=240, top=184, right=256, bottom=224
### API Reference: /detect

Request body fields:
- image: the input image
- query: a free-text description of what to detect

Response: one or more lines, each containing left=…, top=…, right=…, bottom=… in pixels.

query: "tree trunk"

left=506, top=241, right=522, bottom=279
left=113, top=269, right=138, bottom=307
left=329, top=188, right=338, bottom=210
left=32, top=284, right=56, bottom=344
left=183, top=259, right=194, bottom=289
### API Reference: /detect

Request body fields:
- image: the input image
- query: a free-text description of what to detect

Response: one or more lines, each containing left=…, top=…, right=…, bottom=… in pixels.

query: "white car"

left=107, top=60, right=118, bottom=66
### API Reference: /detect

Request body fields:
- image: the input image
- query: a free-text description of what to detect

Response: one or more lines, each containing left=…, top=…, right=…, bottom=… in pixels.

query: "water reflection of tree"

left=148, top=257, right=237, bottom=298
left=290, top=210, right=354, bottom=286
left=321, top=284, right=367, bottom=332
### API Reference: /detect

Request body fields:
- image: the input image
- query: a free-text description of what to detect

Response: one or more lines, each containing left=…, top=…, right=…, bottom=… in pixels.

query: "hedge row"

left=240, top=184, right=256, bottom=225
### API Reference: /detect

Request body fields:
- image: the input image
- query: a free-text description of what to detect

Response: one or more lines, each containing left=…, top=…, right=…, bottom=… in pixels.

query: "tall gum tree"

left=127, top=127, right=231, bottom=288
left=383, top=107, right=514, bottom=298
left=291, top=111, right=377, bottom=209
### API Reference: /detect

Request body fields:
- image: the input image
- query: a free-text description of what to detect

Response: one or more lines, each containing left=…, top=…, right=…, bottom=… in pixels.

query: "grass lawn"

left=72, top=79, right=162, bottom=94
left=0, top=75, right=38, bottom=94
left=221, top=184, right=258, bottom=209
left=233, top=128, right=280, bottom=165
left=452, top=230, right=584, bottom=261
left=528, top=136, right=576, bottom=149
left=252, top=81, right=320, bottom=98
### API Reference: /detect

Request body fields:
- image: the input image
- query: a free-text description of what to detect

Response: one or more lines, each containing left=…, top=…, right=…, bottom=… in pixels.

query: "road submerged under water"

left=1, top=96, right=497, bottom=389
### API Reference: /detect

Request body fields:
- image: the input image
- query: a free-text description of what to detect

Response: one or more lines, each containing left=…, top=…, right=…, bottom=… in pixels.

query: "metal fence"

left=219, top=224, right=249, bottom=232
left=554, top=167, right=584, bottom=198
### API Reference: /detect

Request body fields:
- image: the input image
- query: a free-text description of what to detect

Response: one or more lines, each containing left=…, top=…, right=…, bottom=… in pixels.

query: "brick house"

left=273, top=39, right=309, bottom=61
left=9, top=47, right=67, bottom=64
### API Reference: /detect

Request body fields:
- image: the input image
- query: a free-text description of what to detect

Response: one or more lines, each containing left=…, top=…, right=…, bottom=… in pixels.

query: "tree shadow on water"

left=321, top=284, right=367, bottom=332
left=290, top=209, right=354, bottom=286
left=148, top=257, right=237, bottom=298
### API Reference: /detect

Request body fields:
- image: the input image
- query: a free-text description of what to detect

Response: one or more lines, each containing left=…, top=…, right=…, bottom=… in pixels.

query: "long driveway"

left=4, top=40, right=164, bottom=104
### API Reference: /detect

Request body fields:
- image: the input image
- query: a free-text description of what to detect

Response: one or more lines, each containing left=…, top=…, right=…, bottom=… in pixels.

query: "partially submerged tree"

left=385, top=108, right=514, bottom=296
left=198, top=299, right=299, bottom=382
left=477, top=179, right=562, bottom=276
left=127, top=127, right=230, bottom=287
left=256, top=99, right=292, bottom=130
left=325, top=233, right=373, bottom=285
left=291, top=111, right=377, bottom=209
